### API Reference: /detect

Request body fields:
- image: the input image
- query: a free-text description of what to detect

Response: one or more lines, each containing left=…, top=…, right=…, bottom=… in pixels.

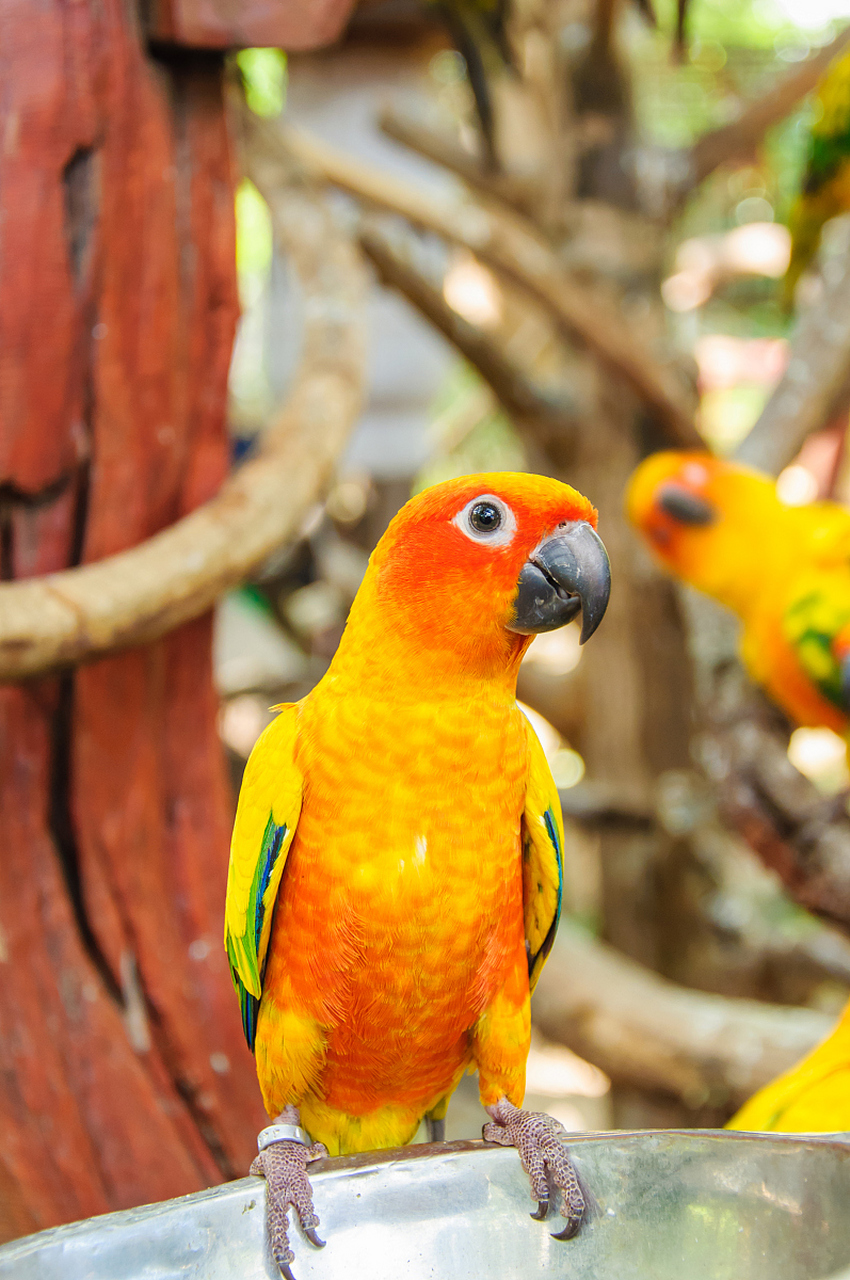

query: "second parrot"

left=628, top=448, right=850, bottom=1135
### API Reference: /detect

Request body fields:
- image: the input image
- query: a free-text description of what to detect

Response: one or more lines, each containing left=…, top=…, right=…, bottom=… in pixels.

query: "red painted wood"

left=0, top=684, right=217, bottom=1230
left=146, top=0, right=359, bottom=53
left=0, top=0, right=338, bottom=1236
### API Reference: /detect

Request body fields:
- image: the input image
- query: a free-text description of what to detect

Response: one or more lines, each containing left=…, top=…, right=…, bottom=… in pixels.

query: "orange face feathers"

left=626, top=451, right=787, bottom=611
left=344, top=472, right=608, bottom=686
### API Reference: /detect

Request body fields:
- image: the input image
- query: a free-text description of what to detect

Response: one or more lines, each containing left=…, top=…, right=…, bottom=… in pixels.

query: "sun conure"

left=728, top=1000, right=850, bottom=1132
left=225, top=471, right=611, bottom=1277
left=627, top=449, right=850, bottom=1134
left=627, top=450, right=850, bottom=739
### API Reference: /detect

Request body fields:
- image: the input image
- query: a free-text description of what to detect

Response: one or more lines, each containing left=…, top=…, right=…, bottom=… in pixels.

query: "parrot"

left=728, top=999, right=850, bottom=1132
left=626, top=449, right=850, bottom=740
left=225, top=471, right=611, bottom=1278
left=626, top=448, right=850, bottom=1134
left=785, top=41, right=850, bottom=305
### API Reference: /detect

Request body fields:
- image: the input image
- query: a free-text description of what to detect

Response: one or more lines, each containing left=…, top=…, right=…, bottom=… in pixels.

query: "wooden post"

left=0, top=0, right=355, bottom=1237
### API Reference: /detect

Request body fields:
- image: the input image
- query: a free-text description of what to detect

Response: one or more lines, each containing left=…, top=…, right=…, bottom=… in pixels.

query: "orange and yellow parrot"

left=627, top=450, right=850, bottom=739
left=225, top=472, right=610, bottom=1276
left=728, top=1000, right=850, bottom=1132
left=627, top=449, right=850, bottom=1134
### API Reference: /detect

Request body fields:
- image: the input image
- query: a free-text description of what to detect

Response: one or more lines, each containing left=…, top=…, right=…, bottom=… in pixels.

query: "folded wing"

left=521, top=720, right=565, bottom=993
left=224, top=704, right=303, bottom=1050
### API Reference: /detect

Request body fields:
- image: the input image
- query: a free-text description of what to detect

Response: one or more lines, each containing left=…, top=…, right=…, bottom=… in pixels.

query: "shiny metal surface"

left=2, top=1131, right=850, bottom=1280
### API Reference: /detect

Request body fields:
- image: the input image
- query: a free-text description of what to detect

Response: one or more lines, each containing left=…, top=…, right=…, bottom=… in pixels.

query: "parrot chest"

left=264, top=691, right=530, bottom=1054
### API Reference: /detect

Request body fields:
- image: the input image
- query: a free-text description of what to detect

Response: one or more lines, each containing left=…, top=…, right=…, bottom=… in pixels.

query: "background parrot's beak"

left=509, top=521, right=611, bottom=643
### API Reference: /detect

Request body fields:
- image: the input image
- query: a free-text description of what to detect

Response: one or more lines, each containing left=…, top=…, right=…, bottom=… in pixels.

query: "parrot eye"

left=453, top=494, right=517, bottom=547
left=470, top=502, right=501, bottom=532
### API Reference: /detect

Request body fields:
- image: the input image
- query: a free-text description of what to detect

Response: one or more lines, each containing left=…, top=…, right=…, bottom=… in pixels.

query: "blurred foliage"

left=235, top=179, right=273, bottom=285
left=415, top=366, right=526, bottom=492
left=236, top=47, right=288, bottom=118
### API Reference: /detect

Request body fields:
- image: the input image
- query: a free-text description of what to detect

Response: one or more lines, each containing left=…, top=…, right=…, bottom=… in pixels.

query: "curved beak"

left=509, top=521, right=611, bottom=644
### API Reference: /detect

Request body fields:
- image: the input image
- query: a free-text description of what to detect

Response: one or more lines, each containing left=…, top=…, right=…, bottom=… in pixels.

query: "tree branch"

left=358, top=222, right=580, bottom=449
left=378, top=106, right=540, bottom=219
left=0, top=115, right=367, bottom=682
left=735, top=232, right=850, bottom=473
left=689, top=27, right=850, bottom=189
left=700, top=672, right=850, bottom=933
left=280, top=122, right=701, bottom=448
left=533, top=923, right=833, bottom=1109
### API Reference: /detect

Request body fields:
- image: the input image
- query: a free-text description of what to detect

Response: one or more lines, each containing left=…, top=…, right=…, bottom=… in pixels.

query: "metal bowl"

left=2, top=1131, right=850, bottom=1280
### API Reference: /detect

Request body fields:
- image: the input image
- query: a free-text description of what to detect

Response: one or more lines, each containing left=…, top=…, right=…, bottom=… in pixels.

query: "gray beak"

left=509, top=521, right=611, bottom=643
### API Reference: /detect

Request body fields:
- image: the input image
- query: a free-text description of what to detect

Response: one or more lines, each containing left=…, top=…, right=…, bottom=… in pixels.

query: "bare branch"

left=0, top=116, right=367, bottom=682
left=689, top=27, right=850, bottom=189
left=359, top=222, right=580, bottom=449
left=735, top=233, right=850, bottom=473
left=378, top=106, right=540, bottom=219
left=533, top=924, right=833, bottom=1109
left=281, top=123, right=701, bottom=447
left=698, top=670, right=850, bottom=932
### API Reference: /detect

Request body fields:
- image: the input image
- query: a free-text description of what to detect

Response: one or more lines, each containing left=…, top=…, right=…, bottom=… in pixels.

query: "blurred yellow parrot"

left=627, top=449, right=850, bottom=1133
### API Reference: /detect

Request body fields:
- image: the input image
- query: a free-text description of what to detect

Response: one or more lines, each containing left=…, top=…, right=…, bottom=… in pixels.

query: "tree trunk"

left=0, top=0, right=271, bottom=1235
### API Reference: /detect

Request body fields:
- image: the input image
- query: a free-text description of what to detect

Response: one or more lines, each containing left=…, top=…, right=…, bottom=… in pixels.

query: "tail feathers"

left=231, top=964, right=261, bottom=1053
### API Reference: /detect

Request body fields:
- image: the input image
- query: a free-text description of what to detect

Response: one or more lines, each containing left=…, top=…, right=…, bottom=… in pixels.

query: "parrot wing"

left=729, top=1002, right=850, bottom=1132
left=521, top=721, right=565, bottom=993
left=782, top=574, right=850, bottom=717
left=224, top=704, right=303, bottom=1051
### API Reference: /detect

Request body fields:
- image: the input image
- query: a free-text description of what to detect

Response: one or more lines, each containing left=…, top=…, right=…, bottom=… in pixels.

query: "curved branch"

left=735, top=233, right=850, bottom=473
left=0, top=119, right=367, bottom=682
left=689, top=28, right=850, bottom=190
left=359, top=222, right=580, bottom=446
left=533, top=924, right=833, bottom=1109
left=701, top=670, right=850, bottom=933
left=280, top=122, right=701, bottom=448
left=377, top=106, right=540, bottom=219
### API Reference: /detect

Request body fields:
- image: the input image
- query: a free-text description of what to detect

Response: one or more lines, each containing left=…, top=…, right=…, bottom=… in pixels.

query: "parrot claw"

left=251, top=1130, right=328, bottom=1279
left=483, top=1098, right=589, bottom=1241
left=551, top=1218, right=582, bottom=1242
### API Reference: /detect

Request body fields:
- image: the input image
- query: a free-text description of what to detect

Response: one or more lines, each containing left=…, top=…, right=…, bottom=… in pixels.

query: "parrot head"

left=339, top=472, right=611, bottom=685
left=626, top=450, right=789, bottom=612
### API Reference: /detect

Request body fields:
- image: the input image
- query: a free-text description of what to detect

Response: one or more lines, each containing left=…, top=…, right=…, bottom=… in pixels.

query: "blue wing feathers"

left=233, top=813, right=286, bottom=1053
left=232, top=967, right=261, bottom=1050
left=536, top=806, right=563, bottom=968
left=254, top=817, right=285, bottom=951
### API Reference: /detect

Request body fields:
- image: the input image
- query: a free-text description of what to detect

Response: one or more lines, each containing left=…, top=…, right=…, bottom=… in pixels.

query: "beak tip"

left=510, top=519, right=611, bottom=639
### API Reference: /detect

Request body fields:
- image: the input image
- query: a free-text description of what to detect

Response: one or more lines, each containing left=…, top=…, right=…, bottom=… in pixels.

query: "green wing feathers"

left=224, top=705, right=303, bottom=1050
left=521, top=721, right=565, bottom=993
left=783, top=579, right=850, bottom=716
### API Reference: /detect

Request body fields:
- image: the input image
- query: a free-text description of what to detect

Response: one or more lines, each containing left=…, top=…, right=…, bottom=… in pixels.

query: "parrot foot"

left=251, top=1109, right=327, bottom=1280
left=483, top=1097, right=589, bottom=1241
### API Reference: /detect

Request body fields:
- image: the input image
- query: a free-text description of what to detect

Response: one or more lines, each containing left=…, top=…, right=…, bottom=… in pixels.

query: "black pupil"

left=470, top=502, right=502, bottom=533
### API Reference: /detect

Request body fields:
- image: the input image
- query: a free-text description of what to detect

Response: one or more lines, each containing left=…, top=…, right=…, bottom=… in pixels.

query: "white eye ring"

left=452, top=494, right=517, bottom=547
